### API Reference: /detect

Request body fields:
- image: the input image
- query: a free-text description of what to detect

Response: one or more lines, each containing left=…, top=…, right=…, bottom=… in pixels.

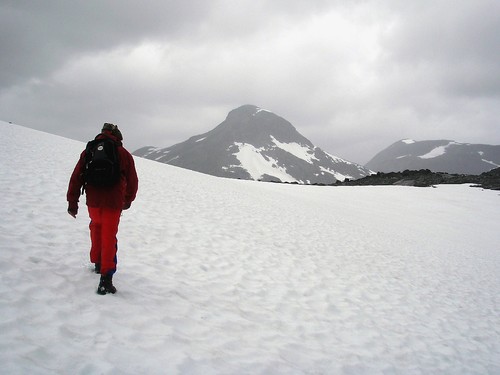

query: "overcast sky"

left=1, top=0, right=499, bottom=164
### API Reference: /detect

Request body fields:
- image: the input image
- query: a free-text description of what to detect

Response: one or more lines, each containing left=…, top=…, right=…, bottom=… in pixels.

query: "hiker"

left=67, top=123, right=138, bottom=295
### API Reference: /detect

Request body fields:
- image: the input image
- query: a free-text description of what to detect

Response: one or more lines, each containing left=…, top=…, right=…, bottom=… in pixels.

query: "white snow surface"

left=1, top=121, right=500, bottom=374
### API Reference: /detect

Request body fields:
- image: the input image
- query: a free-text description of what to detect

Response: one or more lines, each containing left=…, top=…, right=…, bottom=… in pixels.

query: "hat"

left=102, top=122, right=115, bottom=131
left=102, top=122, right=123, bottom=140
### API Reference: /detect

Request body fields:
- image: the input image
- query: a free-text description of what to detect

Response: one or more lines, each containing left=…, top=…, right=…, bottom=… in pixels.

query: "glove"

left=123, top=202, right=131, bottom=210
left=68, top=202, right=78, bottom=218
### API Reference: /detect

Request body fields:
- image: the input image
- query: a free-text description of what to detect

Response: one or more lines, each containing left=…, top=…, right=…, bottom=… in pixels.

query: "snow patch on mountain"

left=153, top=150, right=171, bottom=161
left=254, top=107, right=272, bottom=115
left=319, top=166, right=353, bottom=181
left=324, top=151, right=352, bottom=165
left=475, top=151, right=500, bottom=167
left=402, top=139, right=416, bottom=144
left=138, top=146, right=162, bottom=158
left=270, top=135, right=318, bottom=164
left=418, top=142, right=460, bottom=159
left=482, top=159, right=500, bottom=167
left=230, top=142, right=295, bottom=182
left=418, top=145, right=447, bottom=159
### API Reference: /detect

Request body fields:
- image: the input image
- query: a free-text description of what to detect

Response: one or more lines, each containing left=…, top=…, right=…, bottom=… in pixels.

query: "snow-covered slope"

left=1, top=121, right=500, bottom=374
left=366, top=139, right=500, bottom=174
left=134, top=105, right=372, bottom=184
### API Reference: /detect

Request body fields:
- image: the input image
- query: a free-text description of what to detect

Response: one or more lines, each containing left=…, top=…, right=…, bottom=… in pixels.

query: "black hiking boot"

left=94, top=263, right=101, bottom=274
left=97, top=274, right=117, bottom=295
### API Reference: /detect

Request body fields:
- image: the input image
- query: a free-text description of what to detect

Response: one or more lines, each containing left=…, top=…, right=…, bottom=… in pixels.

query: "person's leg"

left=99, top=208, right=121, bottom=277
left=88, top=207, right=102, bottom=266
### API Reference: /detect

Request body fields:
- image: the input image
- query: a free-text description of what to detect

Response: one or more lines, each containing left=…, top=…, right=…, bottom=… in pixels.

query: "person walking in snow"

left=67, top=123, right=138, bottom=295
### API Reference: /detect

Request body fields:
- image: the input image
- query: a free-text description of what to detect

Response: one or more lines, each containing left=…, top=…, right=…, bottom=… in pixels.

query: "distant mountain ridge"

left=365, top=139, right=500, bottom=174
left=134, top=105, right=372, bottom=184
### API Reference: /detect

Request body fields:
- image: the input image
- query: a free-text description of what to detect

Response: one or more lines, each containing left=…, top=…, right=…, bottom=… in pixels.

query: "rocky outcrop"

left=336, top=168, right=500, bottom=190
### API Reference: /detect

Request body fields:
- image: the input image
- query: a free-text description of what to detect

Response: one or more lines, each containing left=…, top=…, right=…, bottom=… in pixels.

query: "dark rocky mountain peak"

left=134, top=105, right=372, bottom=184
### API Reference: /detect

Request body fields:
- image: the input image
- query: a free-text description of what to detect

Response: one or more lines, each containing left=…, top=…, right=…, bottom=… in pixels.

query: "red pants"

left=88, top=207, right=121, bottom=276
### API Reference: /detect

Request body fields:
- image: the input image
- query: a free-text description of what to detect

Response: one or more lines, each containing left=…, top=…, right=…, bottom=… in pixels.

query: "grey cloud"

left=1, top=0, right=499, bottom=165
left=381, top=0, right=500, bottom=98
left=0, top=0, right=211, bottom=88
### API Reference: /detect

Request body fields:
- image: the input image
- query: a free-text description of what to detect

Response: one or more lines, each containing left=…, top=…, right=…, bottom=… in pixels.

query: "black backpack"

left=83, top=136, right=121, bottom=187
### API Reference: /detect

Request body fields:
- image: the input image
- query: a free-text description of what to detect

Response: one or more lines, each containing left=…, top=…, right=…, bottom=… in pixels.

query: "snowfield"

left=1, top=121, right=499, bottom=374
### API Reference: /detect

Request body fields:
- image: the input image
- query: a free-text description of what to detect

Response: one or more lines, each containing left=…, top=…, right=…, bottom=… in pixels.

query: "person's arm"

left=123, top=151, right=138, bottom=209
left=67, top=151, right=85, bottom=217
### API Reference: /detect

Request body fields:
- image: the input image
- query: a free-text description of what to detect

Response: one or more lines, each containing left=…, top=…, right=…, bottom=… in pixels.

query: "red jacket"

left=67, top=134, right=138, bottom=210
